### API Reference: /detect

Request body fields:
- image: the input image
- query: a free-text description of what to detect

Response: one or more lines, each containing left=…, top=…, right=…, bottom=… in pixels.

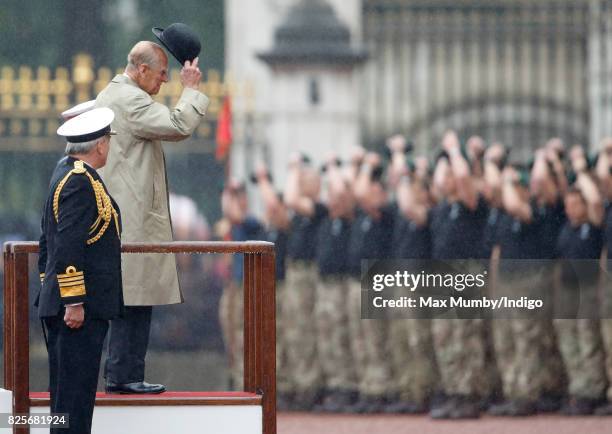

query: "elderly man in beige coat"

left=96, top=41, right=209, bottom=394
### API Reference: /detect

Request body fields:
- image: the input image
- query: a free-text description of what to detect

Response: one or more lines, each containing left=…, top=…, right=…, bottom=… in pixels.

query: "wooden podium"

left=3, top=241, right=276, bottom=434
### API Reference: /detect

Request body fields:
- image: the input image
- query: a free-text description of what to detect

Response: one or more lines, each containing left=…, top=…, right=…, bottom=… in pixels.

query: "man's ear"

left=138, top=63, right=148, bottom=76
left=96, top=139, right=105, bottom=156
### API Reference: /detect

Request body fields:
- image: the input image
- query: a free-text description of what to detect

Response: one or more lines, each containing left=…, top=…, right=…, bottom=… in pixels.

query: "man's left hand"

left=64, top=304, right=84, bottom=329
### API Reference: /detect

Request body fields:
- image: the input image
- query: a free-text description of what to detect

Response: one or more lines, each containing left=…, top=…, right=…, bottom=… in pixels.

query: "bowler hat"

left=152, top=23, right=201, bottom=65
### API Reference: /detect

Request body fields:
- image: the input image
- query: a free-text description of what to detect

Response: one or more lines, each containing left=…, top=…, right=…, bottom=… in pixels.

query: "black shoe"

left=487, top=400, right=514, bottom=416
left=347, top=395, right=384, bottom=414
left=429, top=391, right=448, bottom=410
left=536, top=393, right=563, bottom=413
left=431, top=395, right=480, bottom=420
left=384, top=400, right=427, bottom=414
left=561, top=397, right=605, bottom=416
left=449, top=398, right=480, bottom=419
left=105, top=381, right=166, bottom=394
left=277, top=391, right=295, bottom=412
left=346, top=396, right=369, bottom=414
left=487, top=400, right=535, bottom=417
left=505, top=399, right=537, bottom=417
left=315, top=390, right=358, bottom=413
left=362, top=396, right=387, bottom=414
left=291, top=390, right=323, bottom=412
left=594, top=402, right=612, bottom=416
left=430, top=397, right=456, bottom=419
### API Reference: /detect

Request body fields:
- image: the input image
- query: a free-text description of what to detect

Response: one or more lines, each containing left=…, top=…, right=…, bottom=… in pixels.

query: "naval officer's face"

left=97, top=135, right=111, bottom=168
left=140, top=52, right=169, bottom=96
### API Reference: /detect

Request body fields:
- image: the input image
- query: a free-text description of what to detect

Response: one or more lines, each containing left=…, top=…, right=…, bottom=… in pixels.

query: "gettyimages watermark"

left=360, top=259, right=612, bottom=319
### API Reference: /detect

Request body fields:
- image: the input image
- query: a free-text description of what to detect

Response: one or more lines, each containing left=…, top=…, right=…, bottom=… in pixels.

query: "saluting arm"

left=576, top=172, right=604, bottom=227
left=501, top=169, right=532, bottom=223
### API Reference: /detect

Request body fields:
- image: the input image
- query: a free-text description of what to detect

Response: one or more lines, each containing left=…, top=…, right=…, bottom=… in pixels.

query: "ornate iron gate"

left=361, top=0, right=592, bottom=159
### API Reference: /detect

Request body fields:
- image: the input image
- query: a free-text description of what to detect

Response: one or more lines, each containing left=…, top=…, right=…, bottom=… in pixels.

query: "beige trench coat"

left=96, top=74, right=209, bottom=305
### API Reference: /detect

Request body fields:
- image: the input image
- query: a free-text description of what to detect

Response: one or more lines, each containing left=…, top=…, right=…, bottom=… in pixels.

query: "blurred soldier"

left=481, top=143, right=507, bottom=260
left=219, top=180, right=264, bottom=389
left=38, top=109, right=123, bottom=434
left=312, top=153, right=359, bottom=412
left=595, top=138, right=612, bottom=415
left=480, top=142, right=507, bottom=398
left=429, top=131, right=488, bottom=419
left=385, top=135, right=438, bottom=413
left=528, top=146, right=568, bottom=411
left=553, top=147, right=607, bottom=415
left=96, top=39, right=209, bottom=394
left=252, top=163, right=293, bottom=409
left=347, top=151, right=395, bottom=413
left=488, top=164, right=546, bottom=416
left=284, top=153, right=327, bottom=410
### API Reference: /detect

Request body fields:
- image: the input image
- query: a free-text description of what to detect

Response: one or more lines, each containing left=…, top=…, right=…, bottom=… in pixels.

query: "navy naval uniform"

left=38, top=157, right=123, bottom=434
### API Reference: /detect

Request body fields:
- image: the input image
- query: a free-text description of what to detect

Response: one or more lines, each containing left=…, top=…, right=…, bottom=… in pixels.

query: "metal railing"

left=0, top=53, right=255, bottom=152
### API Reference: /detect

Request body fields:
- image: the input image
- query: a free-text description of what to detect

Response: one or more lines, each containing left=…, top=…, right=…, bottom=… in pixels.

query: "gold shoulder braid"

left=53, top=160, right=120, bottom=245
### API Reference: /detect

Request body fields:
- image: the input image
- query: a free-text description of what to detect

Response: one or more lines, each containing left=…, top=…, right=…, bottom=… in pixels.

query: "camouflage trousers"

left=432, top=318, right=487, bottom=397
left=600, top=263, right=612, bottom=401
left=492, top=271, right=549, bottom=401
left=315, top=275, right=358, bottom=391
left=276, top=279, right=295, bottom=395
left=387, top=319, right=439, bottom=404
left=284, top=260, right=324, bottom=394
left=219, top=280, right=244, bottom=390
left=492, top=319, right=548, bottom=400
left=432, top=259, right=489, bottom=398
left=538, top=271, right=567, bottom=397
left=347, top=277, right=393, bottom=397
left=601, top=319, right=612, bottom=401
left=553, top=319, right=607, bottom=399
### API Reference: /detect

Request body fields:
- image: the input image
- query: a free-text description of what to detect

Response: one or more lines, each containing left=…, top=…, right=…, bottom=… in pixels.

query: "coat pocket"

left=152, top=173, right=164, bottom=212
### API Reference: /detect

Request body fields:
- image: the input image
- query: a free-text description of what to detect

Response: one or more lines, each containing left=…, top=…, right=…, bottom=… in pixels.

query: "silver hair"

left=65, top=137, right=103, bottom=155
left=126, top=41, right=164, bottom=69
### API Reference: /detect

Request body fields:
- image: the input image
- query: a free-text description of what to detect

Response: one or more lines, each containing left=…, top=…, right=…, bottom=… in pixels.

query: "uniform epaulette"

left=53, top=160, right=120, bottom=245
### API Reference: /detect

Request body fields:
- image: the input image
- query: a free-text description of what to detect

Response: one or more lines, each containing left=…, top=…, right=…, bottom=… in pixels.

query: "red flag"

left=216, top=96, right=232, bottom=161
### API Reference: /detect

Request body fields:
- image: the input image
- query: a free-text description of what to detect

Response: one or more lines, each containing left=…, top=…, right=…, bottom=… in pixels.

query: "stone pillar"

left=257, top=0, right=367, bottom=185
left=225, top=0, right=365, bottom=188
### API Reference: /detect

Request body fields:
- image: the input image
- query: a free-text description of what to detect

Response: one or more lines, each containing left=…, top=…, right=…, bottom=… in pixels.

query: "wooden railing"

left=3, top=241, right=276, bottom=434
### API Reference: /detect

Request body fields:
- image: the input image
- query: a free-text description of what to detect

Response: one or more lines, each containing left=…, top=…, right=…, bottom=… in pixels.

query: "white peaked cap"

left=60, top=100, right=97, bottom=120
left=57, top=107, right=116, bottom=143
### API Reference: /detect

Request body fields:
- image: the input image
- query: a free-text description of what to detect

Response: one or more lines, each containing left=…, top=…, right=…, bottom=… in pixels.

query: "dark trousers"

left=44, top=313, right=108, bottom=434
left=104, top=306, right=152, bottom=383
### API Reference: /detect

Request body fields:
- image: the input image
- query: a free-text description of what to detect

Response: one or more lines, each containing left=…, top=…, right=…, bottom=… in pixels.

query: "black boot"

left=316, top=389, right=358, bottom=413
left=430, top=396, right=457, bottom=419
left=535, top=392, right=563, bottom=413
left=431, top=395, right=480, bottom=419
left=292, top=389, right=323, bottom=412
left=347, top=394, right=385, bottom=414
left=561, top=397, right=606, bottom=416
left=594, top=402, right=612, bottom=416
left=277, top=391, right=295, bottom=412
left=384, top=397, right=427, bottom=414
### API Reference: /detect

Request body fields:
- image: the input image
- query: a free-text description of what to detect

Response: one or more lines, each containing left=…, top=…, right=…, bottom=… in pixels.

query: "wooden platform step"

left=30, top=391, right=262, bottom=406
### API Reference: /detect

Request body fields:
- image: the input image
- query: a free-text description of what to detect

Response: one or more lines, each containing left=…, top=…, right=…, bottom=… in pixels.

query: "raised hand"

left=181, top=57, right=202, bottom=90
